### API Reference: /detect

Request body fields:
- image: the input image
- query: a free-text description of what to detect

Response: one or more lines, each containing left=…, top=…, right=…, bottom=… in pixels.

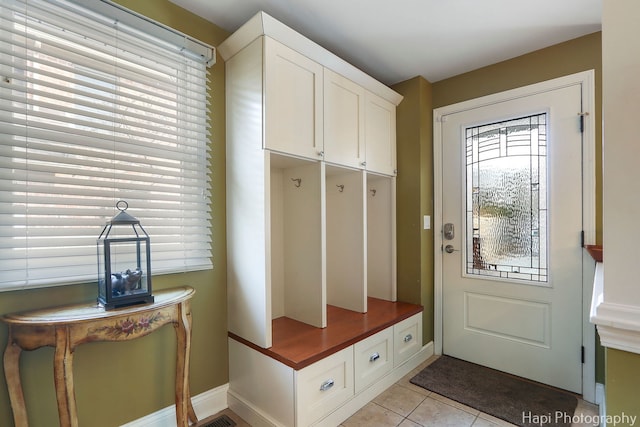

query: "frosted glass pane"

left=466, top=114, right=547, bottom=283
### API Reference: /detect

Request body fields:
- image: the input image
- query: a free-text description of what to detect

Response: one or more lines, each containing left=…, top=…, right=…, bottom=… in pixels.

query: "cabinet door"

left=324, top=69, right=365, bottom=168
left=365, top=92, right=397, bottom=176
left=265, top=37, right=324, bottom=160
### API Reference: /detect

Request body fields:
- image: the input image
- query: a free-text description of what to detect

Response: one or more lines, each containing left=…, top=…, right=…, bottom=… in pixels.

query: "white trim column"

left=590, top=0, right=640, bottom=357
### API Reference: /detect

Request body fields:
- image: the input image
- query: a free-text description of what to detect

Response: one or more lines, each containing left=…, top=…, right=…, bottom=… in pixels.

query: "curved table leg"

left=175, top=300, right=197, bottom=426
left=4, top=332, right=29, bottom=427
left=54, top=326, right=78, bottom=427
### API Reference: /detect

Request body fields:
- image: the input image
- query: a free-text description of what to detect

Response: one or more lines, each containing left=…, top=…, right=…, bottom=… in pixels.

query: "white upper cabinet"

left=265, top=38, right=324, bottom=160
left=219, top=11, right=402, bottom=173
left=324, top=69, right=365, bottom=169
left=365, top=92, right=397, bottom=176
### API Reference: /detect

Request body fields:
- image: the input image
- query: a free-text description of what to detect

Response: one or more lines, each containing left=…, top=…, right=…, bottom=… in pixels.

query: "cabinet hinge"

left=581, top=346, right=585, bottom=364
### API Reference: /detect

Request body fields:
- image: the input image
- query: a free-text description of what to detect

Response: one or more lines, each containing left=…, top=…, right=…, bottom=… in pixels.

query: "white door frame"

left=433, top=70, right=596, bottom=402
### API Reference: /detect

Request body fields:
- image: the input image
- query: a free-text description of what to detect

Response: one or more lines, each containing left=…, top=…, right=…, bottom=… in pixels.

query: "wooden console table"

left=2, top=286, right=197, bottom=427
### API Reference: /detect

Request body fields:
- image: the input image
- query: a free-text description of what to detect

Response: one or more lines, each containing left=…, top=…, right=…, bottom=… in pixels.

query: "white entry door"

left=438, top=78, right=585, bottom=393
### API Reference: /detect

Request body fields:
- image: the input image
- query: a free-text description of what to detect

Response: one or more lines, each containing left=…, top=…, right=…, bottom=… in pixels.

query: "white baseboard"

left=228, top=390, right=285, bottom=427
left=120, top=384, right=229, bottom=427
left=227, top=341, right=435, bottom=427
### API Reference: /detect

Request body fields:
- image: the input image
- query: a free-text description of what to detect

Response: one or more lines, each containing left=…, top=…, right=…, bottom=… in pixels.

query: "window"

left=0, top=0, right=214, bottom=290
left=465, top=114, right=548, bottom=283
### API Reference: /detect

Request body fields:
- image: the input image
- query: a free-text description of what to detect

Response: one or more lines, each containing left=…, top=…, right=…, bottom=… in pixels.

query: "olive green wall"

left=392, top=77, right=434, bottom=345
left=0, top=2, right=230, bottom=426
left=605, top=349, right=640, bottom=424
left=433, top=31, right=603, bottom=245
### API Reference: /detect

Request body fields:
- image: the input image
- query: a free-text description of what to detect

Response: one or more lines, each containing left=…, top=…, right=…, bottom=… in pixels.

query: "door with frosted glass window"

left=441, top=83, right=583, bottom=393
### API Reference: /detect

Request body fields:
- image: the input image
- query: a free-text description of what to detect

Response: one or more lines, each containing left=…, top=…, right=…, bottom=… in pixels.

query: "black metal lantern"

left=97, top=200, right=153, bottom=309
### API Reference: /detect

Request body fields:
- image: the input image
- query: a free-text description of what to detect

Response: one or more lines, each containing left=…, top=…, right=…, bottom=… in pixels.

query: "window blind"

left=0, top=0, right=213, bottom=290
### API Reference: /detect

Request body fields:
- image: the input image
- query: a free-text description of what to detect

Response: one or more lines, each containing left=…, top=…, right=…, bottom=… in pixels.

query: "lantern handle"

left=116, top=200, right=129, bottom=211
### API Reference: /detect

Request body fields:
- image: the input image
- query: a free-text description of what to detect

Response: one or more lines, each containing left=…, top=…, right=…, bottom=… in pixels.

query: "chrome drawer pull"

left=403, top=333, right=413, bottom=343
left=369, top=352, right=380, bottom=362
left=319, top=379, right=335, bottom=391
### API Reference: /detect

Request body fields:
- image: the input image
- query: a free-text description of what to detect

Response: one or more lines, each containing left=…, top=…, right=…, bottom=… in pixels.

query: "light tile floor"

left=206, top=355, right=600, bottom=427
left=340, top=356, right=600, bottom=427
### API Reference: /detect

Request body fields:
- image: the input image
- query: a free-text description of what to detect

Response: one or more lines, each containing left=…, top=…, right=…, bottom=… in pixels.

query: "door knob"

left=444, top=244, right=458, bottom=253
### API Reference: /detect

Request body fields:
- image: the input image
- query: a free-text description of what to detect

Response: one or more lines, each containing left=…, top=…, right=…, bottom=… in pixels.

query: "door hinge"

left=578, top=112, right=589, bottom=133
left=580, top=230, right=585, bottom=247
left=581, top=346, right=585, bottom=364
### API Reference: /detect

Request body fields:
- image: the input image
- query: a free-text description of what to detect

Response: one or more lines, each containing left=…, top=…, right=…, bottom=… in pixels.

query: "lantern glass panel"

left=97, top=241, right=106, bottom=297
left=97, top=204, right=153, bottom=309
left=107, top=238, right=149, bottom=296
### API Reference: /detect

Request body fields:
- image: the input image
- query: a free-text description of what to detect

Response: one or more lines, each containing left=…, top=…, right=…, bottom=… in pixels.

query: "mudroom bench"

left=228, top=299, right=425, bottom=427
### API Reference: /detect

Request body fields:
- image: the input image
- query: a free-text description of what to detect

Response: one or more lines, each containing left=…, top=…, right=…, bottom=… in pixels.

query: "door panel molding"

left=465, top=292, right=550, bottom=347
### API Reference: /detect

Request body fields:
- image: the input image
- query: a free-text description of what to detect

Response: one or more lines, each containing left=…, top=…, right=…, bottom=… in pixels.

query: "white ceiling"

left=169, top=0, right=602, bottom=85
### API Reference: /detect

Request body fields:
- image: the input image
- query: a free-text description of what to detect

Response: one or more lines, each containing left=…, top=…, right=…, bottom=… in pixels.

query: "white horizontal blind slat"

left=0, top=81, right=209, bottom=134
left=0, top=125, right=210, bottom=168
left=2, top=0, right=212, bottom=75
left=0, top=0, right=212, bottom=291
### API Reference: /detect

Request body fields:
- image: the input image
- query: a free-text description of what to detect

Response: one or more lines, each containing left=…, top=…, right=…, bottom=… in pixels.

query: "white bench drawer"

left=296, top=346, right=354, bottom=426
left=394, top=313, right=422, bottom=366
left=354, top=327, right=394, bottom=393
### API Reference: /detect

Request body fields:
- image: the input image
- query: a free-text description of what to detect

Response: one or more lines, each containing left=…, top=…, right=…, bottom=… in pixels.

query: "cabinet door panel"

left=365, top=92, right=396, bottom=176
left=324, top=69, right=365, bottom=168
left=265, top=37, right=323, bottom=160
